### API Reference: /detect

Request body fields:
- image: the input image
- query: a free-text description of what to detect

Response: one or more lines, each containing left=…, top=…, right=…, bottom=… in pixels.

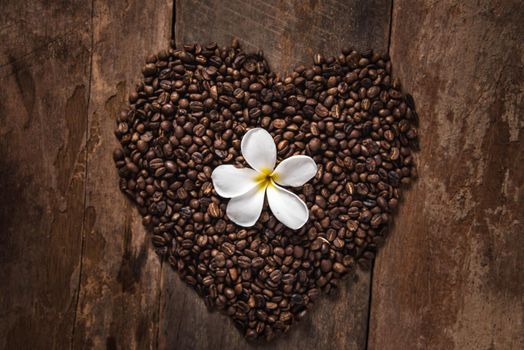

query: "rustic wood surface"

left=0, top=1, right=172, bottom=349
left=0, top=1, right=522, bottom=350
left=369, top=1, right=524, bottom=349
left=71, top=1, right=172, bottom=349
left=165, top=1, right=391, bottom=349
left=0, top=1, right=91, bottom=349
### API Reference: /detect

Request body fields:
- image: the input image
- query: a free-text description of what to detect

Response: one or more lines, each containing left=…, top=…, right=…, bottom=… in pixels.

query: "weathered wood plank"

left=71, top=1, right=172, bottom=349
left=175, top=0, right=391, bottom=73
left=0, top=1, right=91, bottom=349
left=159, top=1, right=392, bottom=348
left=159, top=270, right=372, bottom=349
left=369, top=1, right=524, bottom=349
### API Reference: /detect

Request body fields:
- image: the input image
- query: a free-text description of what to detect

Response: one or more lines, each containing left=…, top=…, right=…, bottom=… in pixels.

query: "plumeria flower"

left=211, top=128, right=317, bottom=230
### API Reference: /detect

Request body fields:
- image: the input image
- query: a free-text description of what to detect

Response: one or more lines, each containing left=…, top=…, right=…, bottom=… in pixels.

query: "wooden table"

left=1, top=1, right=522, bottom=349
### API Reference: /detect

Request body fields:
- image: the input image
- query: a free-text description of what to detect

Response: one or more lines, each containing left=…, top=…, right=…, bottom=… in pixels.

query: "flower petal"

left=272, top=155, right=317, bottom=187
left=211, top=165, right=260, bottom=198
left=226, top=185, right=266, bottom=227
left=266, top=182, right=309, bottom=230
left=241, top=128, right=277, bottom=173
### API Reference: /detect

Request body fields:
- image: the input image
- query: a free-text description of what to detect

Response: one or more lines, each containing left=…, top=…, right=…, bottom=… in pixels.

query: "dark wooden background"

left=1, top=1, right=523, bottom=349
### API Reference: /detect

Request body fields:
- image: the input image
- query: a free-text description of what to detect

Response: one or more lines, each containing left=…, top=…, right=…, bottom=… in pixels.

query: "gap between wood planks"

left=365, top=1, right=394, bottom=349
left=154, top=1, right=178, bottom=347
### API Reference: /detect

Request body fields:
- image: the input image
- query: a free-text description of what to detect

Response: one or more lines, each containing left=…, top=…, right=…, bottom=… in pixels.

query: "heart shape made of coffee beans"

left=113, top=40, right=418, bottom=341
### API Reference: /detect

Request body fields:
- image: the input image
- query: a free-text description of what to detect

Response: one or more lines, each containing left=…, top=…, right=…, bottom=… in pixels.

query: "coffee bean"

left=113, top=148, right=124, bottom=161
left=333, top=262, right=347, bottom=274
left=367, top=86, right=380, bottom=98
left=293, top=246, right=304, bottom=258
left=272, top=119, right=286, bottom=129
left=320, top=259, right=332, bottom=273
left=315, top=103, right=329, bottom=117
left=310, top=237, right=323, bottom=251
left=142, top=63, right=157, bottom=76
left=214, top=253, right=226, bottom=268
left=224, top=288, right=236, bottom=299
left=308, top=138, right=321, bottom=153
left=207, top=202, right=222, bottom=218
left=222, top=242, right=236, bottom=256
left=269, top=269, right=282, bottom=284
left=252, top=257, right=265, bottom=269
left=238, top=256, right=252, bottom=269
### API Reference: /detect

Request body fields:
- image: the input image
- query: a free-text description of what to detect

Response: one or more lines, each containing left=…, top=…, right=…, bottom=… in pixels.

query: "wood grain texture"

left=369, top=1, right=524, bottom=349
left=158, top=270, right=371, bottom=350
left=0, top=1, right=91, bottom=349
left=175, top=0, right=391, bottom=73
left=163, top=1, right=392, bottom=348
left=71, top=1, right=172, bottom=349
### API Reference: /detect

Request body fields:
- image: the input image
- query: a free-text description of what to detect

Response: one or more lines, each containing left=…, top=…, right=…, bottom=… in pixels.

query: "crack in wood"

left=366, top=5, right=395, bottom=349
left=364, top=260, right=375, bottom=350
left=69, top=0, right=95, bottom=347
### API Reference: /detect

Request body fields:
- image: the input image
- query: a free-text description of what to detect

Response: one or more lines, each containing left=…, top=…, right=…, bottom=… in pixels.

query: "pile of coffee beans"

left=113, top=39, right=417, bottom=340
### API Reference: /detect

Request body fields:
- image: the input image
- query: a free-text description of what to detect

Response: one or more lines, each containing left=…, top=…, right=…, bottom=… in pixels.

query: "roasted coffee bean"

left=114, top=40, right=418, bottom=341
left=320, top=259, right=332, bottom=273
left=252, top=257, right=265, bottom=269
left=308, top=138, right=321, bottom=153
left=224, top=288, right=236, bottom=299
left=207, top=202, right=222, bottom=218
left=214, top=253, right=226, bottom=268
left=269, top=269, right=282, bottom=284
left=222, top=242, right=236, bottom=256
left=315, top=104, right=329, bottom=117
left=238, top=256, right=252, bottom=269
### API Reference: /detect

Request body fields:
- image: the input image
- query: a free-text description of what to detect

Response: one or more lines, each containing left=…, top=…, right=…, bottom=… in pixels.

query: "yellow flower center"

left=254, top=167, right=279, bottom=191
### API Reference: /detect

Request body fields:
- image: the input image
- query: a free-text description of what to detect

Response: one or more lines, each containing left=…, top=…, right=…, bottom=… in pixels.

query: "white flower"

left=211, top=128, right=317, bottom=230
